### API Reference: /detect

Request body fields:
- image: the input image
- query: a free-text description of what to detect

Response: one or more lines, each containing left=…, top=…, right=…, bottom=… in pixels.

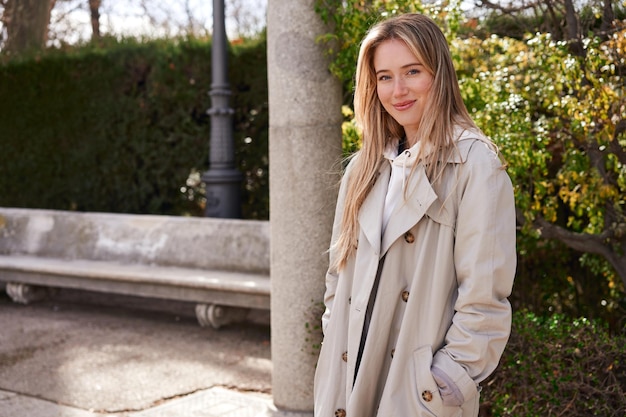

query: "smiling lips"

left=393, top=100, right=416, bottom=111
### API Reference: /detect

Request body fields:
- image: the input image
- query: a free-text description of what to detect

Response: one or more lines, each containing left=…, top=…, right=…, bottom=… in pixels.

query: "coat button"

left=390, top=348, right=395, bottom=358
left=342, top=351, right=348, bottom=362
left=335, top=409, right=346, bottom=417
left=422, top=390, right=433, bottom=403
left=348, top=297, right=351, bottom=305
left=404, top=231, right=415, bottom=243
left=401, top=291, right=409, bottom=302
left=422, top=390, right=433, bottom=402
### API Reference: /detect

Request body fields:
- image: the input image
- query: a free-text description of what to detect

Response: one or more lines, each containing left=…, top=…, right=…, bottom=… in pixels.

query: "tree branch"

left=610, top=119, right=626, bottom=166
left=542, top=0, right=564, bottom=40
left=516, top=207, right=613, bottom=258
left=476, top=0, right=540, bottom=14
left=518, top=209, right=626, bottom=289
left=600, top=0, right=615, bottom=40
left=534, top=216, right=612, bottom=255
left=88, top=0, right=100, bottom=40
left=564, top=0, right=585, bottom=56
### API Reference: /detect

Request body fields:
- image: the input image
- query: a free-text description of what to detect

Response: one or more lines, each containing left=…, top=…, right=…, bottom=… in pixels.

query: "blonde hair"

left=332, top=13, right=482, bottom=270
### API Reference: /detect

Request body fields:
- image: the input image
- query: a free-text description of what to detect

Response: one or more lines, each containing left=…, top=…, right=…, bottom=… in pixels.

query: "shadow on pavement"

left=0, top=288, right=272, bottom=414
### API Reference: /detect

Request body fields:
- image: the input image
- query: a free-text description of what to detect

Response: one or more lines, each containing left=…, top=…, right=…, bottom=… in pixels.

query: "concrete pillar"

left=267, top=0, right=343, bottom=414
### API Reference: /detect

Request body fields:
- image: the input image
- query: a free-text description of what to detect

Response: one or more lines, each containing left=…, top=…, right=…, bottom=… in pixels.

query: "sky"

left=49, top=0, right=478, bottom=46
left=49, top=0, right=267, bottom=45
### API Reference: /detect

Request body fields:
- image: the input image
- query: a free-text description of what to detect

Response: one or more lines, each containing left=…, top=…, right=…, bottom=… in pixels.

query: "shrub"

left=0, top=36, right=269, bottom=219
left=481, top=311, right=626, bottom=416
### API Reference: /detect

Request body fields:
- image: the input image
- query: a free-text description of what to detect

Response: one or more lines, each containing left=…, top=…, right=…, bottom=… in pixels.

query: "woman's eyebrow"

left=375, top=62, right=423, bottom=75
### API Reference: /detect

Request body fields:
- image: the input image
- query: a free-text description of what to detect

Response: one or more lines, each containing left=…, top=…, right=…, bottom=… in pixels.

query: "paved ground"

left=0, top=288, right=276, bottom=417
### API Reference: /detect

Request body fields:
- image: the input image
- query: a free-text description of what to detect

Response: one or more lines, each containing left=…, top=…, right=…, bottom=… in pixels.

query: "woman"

left=314, top=13, right=516, bottom=417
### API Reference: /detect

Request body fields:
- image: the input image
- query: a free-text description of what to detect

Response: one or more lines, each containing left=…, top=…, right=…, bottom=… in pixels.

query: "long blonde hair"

left=332, top=13, right=481, bottom=270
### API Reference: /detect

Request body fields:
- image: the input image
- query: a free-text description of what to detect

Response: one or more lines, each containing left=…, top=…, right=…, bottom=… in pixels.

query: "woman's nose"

left=393, top=79, right=408, bottom=96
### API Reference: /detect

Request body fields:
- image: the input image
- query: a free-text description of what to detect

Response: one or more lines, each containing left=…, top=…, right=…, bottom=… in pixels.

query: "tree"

left=88, top=0, right=101, bottom=39
left=475, top=0, right=616, bottom=52
left=315, top=0, right=626, bottom=309
left=227, top=0, right=266, bottom=39
left=0, top=0, right=268, bottom=52
left=2, top=0, right=54, bottom=54
left=460, top=0, right=626, bottom=291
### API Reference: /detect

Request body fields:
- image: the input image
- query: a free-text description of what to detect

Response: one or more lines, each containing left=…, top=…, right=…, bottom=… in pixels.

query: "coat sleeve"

left=432, top=140, right=516, bottom=402
left=321, top=155, right=357, bottom=335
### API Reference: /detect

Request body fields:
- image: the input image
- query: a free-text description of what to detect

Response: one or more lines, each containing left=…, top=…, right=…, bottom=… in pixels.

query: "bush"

left=0, top=36, right=269, bottom=219
left=481, top=311, right=626, bottom=416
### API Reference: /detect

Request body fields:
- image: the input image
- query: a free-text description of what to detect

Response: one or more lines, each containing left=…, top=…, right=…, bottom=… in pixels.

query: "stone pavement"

left=0, top=288, right=278, bottom=417
left=0, top=387, right=274, bottom=417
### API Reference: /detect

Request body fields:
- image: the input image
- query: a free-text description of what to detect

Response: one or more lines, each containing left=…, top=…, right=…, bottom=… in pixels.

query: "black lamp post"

left=202, top=0, right=242, bottom=218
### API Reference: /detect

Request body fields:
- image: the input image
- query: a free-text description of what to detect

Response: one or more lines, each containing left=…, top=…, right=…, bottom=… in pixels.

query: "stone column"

left=267, top=0, right=343, bottom=415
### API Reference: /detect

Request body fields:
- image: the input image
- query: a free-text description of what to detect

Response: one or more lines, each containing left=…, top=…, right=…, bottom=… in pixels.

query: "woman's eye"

left=407, top=68, right=420, bottom=75
left=378, top=74, right=391, bottom=81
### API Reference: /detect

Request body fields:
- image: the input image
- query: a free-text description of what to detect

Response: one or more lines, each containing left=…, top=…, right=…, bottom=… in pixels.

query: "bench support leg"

left=195, top=303, right=250, bottom=329
left=5, top=282, right=54, bottom=304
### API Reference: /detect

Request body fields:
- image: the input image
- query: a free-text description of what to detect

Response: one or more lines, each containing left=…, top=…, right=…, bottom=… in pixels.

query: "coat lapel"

left=357, top=163, right=390, bottom=258
left=357, top=135, right=474, bottom=257
left=381, top=164, right=438, bottom=255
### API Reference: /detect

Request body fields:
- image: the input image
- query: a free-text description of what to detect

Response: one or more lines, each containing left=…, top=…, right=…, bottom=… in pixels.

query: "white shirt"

left=382, top=140, right=422, bottom=235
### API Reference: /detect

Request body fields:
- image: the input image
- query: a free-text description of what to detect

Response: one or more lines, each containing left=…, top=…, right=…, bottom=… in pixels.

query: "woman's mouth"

left=393, top=100, right=415, bottom=111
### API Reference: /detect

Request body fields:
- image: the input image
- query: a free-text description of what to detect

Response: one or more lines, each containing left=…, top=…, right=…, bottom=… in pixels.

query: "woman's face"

left=373, top=39, right=434, bottom=143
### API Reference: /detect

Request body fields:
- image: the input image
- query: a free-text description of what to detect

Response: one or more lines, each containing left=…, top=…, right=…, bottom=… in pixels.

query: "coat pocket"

left=412, top=346, right=464, bottom=417
left=412, top=345, right=444, bottom=416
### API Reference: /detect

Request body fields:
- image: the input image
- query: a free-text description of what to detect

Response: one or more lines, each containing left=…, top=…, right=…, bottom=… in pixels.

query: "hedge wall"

left=0, top=37, right=269, bottom=219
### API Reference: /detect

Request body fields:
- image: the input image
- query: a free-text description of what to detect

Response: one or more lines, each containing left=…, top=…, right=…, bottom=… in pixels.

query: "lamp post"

left=202, top=0, right=242, bottom=218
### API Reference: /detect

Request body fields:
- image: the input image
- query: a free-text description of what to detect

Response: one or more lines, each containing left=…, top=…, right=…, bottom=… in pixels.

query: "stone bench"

left=0, top=208, right=270, bottom=328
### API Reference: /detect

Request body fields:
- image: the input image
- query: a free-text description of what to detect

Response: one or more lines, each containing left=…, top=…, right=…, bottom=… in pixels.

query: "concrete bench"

left=0, top=208, right=270, bottom=328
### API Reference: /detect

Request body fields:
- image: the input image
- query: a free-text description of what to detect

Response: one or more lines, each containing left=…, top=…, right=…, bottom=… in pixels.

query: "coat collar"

left=383, top=128, right=483, bottom=167
left=357, top=162, right=439, bottom=257
left=357, top=132, right=483, bottom=257
left=381, top=164, right=438, bottom=255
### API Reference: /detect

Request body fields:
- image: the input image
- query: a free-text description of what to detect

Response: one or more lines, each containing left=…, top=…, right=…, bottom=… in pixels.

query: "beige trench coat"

left=314, top=134, right=516, bottom=417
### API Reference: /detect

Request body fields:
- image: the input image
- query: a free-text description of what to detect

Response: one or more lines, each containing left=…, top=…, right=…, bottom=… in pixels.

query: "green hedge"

left=482, top=311, right=626, bottom=416
left=0, top=36, right=268, bottom=219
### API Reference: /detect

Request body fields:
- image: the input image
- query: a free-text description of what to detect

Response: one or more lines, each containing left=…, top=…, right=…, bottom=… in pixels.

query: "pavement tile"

left=130, top=388, right=274, bottom=417
left=0, top=389, right=108, bottom=417
left=0, top=388, right=274, bottom=417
